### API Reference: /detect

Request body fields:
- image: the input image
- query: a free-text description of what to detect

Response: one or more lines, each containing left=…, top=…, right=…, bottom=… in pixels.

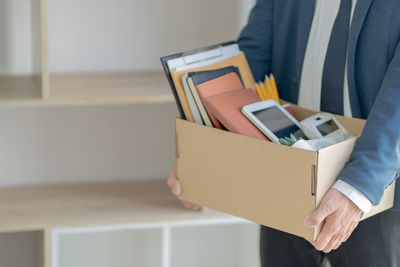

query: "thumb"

left=304, top=202, right=335, bottom=228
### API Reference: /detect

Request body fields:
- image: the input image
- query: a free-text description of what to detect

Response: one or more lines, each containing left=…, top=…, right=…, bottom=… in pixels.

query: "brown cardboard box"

left=175, top=104, right=395, bottom=240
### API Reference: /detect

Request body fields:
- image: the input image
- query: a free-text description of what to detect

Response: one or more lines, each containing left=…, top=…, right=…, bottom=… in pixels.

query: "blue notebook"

left=188, top=66, right=244, bottom=86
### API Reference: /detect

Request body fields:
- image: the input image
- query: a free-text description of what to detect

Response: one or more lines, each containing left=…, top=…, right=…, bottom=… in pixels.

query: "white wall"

left=239, top=0, right=255, bottom=30
left=47, top=0, right=253, bottom=73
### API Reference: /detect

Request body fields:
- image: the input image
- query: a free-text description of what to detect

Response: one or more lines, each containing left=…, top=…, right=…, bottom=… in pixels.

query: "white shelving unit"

left=0, top=180, right=260, bottom=267
left=53, top=217, right=259, bottom=267
left=0, top=0, right=260, bottom=266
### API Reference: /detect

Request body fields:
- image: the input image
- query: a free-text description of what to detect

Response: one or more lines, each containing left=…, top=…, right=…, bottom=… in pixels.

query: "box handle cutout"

left=175, top=130, right=180, bottom=159
left=311, top=165, right=317, bottom=196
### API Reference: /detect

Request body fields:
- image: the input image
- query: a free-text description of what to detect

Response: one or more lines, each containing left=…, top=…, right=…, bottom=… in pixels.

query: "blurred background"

left=0, top=1, right=260, bottom=267
left=1, top=0, right=252, bottom=74
left=0, top=0, right=254, bottom=185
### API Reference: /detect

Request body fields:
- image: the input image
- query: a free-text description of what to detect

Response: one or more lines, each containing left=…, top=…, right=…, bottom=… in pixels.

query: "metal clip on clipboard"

left=181, top=45, right=225, bottom=65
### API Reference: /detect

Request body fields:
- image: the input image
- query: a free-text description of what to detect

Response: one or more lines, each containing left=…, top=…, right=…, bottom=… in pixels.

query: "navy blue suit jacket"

left=238, top=0, right=400, bottom=208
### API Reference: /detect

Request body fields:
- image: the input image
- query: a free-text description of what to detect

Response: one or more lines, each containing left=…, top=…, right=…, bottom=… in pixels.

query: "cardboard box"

left=175, top=104, right=395, bottom=240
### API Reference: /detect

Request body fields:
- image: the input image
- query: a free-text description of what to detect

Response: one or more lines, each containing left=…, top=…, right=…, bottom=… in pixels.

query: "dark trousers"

left=260, top=210, right=400, bottom=267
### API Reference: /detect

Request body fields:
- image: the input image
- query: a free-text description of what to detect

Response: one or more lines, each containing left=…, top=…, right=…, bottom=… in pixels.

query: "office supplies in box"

left=162, top=42, right=395, bottom=240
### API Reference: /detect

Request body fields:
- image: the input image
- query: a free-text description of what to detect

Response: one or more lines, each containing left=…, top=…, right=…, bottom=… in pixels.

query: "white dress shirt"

left=298, top=0, right=372, bottom=213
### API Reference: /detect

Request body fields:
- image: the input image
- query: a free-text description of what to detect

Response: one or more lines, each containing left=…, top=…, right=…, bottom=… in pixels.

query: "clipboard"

left=160, top=53, right=185, bottom=118
left=160, top=41, right=255, bottom=121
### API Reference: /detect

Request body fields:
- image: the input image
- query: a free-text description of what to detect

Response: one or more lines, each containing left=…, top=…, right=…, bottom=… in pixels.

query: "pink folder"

left=195, top=72, right=244, bottom=128
left=204, top=89, right=270, bottom=141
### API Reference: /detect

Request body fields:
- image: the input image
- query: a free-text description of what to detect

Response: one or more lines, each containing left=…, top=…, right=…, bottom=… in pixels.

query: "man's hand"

left=167, top=164, right=201, bottom=210
left=304, top=188, right=363, bottom=253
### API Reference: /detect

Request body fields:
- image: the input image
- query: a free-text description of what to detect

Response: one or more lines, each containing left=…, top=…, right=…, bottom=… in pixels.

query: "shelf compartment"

left=170, top=223, right=260, bottom=267
left=0, top=231, right=43, bottom=267
left=0, top=75, right=42, bottom=100
left=0, top=0, right=48, bottom=100
left=57, top=228, right=162, bottom=267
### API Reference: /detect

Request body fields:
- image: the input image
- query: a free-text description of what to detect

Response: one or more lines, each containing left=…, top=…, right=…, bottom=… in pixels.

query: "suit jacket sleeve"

left=237, top=0, right=274, bottom=82
left=338, top=41, right=400, bottom=205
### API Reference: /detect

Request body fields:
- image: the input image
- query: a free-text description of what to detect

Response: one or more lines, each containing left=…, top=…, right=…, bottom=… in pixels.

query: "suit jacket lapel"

left=295, top=0, right=316, bottom=80
left=347, top=0, right=374, bottom=117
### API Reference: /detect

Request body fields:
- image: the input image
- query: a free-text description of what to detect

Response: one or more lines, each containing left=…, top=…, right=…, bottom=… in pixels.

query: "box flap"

left=176, top=118, right=318, bottom=239
left=334, top=116, right=365, bottom=137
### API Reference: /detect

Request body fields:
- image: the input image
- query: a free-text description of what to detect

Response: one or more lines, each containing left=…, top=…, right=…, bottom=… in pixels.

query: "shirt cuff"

left=332, top=180, right=373, bottom=213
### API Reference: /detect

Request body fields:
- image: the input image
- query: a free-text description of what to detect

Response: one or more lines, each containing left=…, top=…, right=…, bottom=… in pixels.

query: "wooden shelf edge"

left=0, top=72, right=175, bottom=107
left=0, top=180, right=236, bottom=233
left=0, top=95, right=174, bottom=108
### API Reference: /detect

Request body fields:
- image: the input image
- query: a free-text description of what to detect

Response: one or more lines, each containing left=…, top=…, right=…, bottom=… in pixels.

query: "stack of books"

left=161, top=42, right=280, bottom=132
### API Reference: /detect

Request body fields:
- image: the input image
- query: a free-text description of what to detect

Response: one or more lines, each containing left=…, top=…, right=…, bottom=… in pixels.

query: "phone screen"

left=252, top=107, right=308, bottom=140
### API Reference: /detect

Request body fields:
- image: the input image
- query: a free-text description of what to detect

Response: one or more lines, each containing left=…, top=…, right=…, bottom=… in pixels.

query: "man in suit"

left=168, top=0, right=400, bottom=266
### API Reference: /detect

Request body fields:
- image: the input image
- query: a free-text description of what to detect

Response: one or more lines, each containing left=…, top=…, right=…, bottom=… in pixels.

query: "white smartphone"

left=241, top=100, right=308, bottom=144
